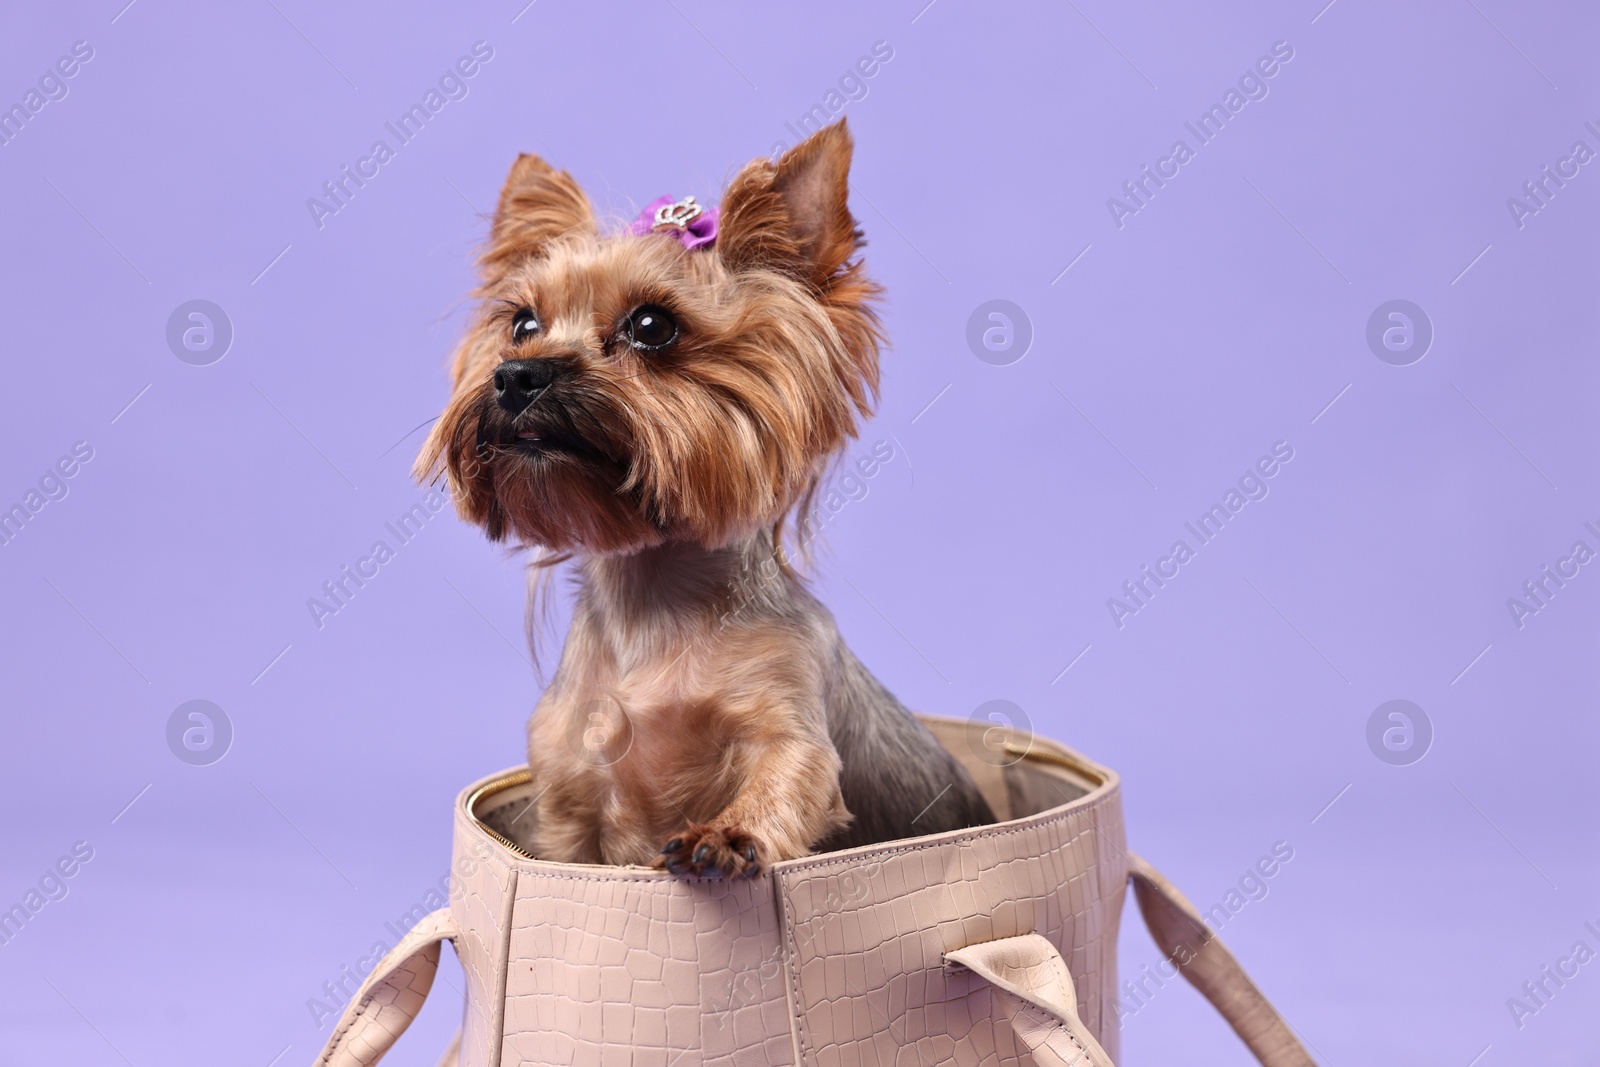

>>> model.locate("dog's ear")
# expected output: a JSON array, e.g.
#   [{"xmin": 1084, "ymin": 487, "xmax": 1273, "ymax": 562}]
[
  {"xmin": 718, "ymin": 121, "xmax": 861, "ymax": 288},
  {"xmin": 479, "ymin": 153, "xmax": 596, "ymax": 282}
]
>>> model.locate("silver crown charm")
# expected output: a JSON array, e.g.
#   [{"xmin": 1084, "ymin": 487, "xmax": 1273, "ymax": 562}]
[{"xmin": 653, "ymin": 195, "xmax": 704, "ymax": 231}]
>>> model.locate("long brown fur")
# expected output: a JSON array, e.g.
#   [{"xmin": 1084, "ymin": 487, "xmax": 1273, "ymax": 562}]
[{"xmin": 417, "ymin": 121, "xmax": 994, "ymax": 877}]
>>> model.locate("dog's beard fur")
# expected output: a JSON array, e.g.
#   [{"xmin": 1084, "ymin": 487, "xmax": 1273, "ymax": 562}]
[
  {"xmin": 414, "ymin": 122, "xmax": 995, "ymax": 876},
  {"xmin": 435, "ymin": 365, "xmax": 647, "ymax": 553}
]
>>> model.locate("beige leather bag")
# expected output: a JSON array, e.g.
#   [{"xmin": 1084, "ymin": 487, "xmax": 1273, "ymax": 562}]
[{"xmin": 313, "ymin": 717, "xmax": 1314, "ymax": 1067}]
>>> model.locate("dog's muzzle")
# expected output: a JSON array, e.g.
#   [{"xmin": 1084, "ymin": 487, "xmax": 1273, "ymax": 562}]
[{"xmin": 493, "ymin": 359, "xmax": 557, "ymax": 416}]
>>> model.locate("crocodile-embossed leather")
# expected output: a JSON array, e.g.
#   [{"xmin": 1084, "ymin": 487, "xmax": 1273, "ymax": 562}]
[
  {"xmin": 774, "ymin": 774, "xmax": 1125, "ymax": 1067},
  {"xmin": 314, "ymin": 907, "xmax": 456, "ymax": 1067},
  {"xmin": 946, "ymin": 934, "xmax": 1113, "ymax": 1067},
  {"xmin": 501, "ymin": 865, "xmax": 790, "ymax": 1065},
  {"xmin": 450, "ymin": 805, "xmax": 518, "ymax": 1067},
  {"xmin": 311, "ymin": 719, "xmax": 1313, "ymax": 1067},
  {"xmin": 1128, "ymin": 854, "xmax": 1314, "ymax": 1067}
]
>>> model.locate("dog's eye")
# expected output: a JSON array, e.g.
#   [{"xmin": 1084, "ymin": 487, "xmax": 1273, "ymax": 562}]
[
  {"xmin": 624, "ymin": 305, "xmax": 677, "ymax": 351},
  {"xmin": 511, "ymin": 308, "xmax": 540, "ymax": 343}
]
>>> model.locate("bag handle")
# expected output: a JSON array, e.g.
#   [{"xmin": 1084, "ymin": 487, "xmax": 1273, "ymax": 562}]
[
  {"xmin": 947, "ymin": 853, "xmax": 1315, "ymax": 1067},
  {"xmin": 946, "ymin": 934, "xmax": 1115, "ymax": 1067},
  {"xmin": 1126, "ymin": 853, "xmax": 1314, "ymax": 1066},
  {"xmin": 312, "ymin": 907, "xmax": 457, "ymax": 1067}
]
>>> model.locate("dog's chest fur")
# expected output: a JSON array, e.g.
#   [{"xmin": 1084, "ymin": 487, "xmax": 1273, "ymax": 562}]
[
  {"xmin": 526, "ymin": 534, "xmax": 995, "ymax": 867},
  {"xmin": 528, "ymin": 538, "xmax": 838, "ymax": 864}
]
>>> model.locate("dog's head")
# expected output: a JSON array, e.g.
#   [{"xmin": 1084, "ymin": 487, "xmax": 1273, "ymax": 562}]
[{"xmin": 416, "ymin": 122, "xmax": 882, "ymax": 555}]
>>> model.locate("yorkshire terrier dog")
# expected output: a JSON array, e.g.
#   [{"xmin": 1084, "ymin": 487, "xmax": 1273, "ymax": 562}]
[{"xmin": 417, "ymin": 121, "xmax": 994, "ymax": 878}]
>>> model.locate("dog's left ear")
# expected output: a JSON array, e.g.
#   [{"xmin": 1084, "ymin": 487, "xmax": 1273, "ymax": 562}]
[
  {"xmin": 719, "ymin": 121, "xmax": 861, "ymax": 288},
  {"xmin": 479, "ymin": 152, "xmax": 596, "ymax": 283}
]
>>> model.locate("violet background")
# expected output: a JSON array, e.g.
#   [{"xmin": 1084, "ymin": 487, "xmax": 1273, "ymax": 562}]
[{"xmin": 2, "ymin": 0, "xmax": 1597, "ymax": 1063}]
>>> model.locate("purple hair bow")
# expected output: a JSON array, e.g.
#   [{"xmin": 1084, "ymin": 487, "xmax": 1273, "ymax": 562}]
[{"xmin": 628, "ymin": 195, "xmax": 718, "ymax": 250}]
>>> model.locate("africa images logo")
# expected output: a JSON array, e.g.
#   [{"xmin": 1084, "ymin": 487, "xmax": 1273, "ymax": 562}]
[
  {"xmin": 1106, "ymin": 441, "xmax": 1295, "ymax": 629},
  {"xmin": 306, "ymin": 42, "xmax": 495, "ymax": 230},
  {"xmin": 1105, "ymin": 40, "xmax": 1295, "ymax": 229}
]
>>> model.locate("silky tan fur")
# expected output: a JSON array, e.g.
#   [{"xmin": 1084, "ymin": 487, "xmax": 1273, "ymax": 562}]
[{"xmin": 417, "ymin": 122, "xmax": 993, "ymax": 877}]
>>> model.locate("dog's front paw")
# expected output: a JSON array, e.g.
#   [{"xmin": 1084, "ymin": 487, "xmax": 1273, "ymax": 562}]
[{"xmin": 653, "ymin": 824, "xmax": 766, "ymax": 879}]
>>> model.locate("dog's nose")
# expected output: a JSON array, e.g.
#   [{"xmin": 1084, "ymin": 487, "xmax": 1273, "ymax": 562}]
[{"xmin": 493, "ymin": 359, "xmax": 556, "ymax": 415}]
